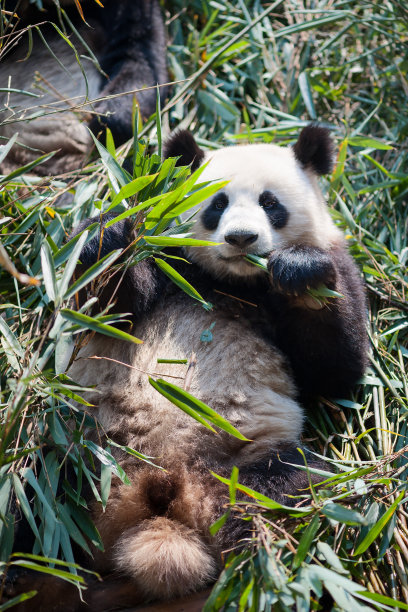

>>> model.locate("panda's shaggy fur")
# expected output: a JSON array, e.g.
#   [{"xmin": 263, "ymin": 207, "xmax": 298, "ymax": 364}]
[
  {"xmin": 5, "ymin": 127, "xmax": 368, "ymax": 611},
  {"xmin": 50, "ymin": 126, "xmax": 367, "ymax": 609},
  {"xmin": 0, "ymin": 1, "xmax": 167, "ymax": 175}
]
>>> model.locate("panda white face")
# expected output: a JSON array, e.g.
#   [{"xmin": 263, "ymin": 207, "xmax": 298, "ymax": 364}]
[{"xmin": 183, "ymin": 143, "xmax": 340, "ymax": 280}]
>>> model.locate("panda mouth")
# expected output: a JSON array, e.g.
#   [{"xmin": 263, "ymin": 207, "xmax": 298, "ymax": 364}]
[
  {"xmin": 218, "ymin": 252, "xmax": 268, "ymax": 263},
  {"xmin": 218, "ymin": 254, "xmax": 248, "ymax": 262}
]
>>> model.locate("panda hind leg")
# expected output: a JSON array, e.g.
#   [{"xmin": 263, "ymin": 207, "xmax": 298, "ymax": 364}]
[
  {"xmin": 238, "ymin": 447, "xmax": 328, "ymax": 506},
  {"xmin": 93, "ymin": 466, "xmax": 221, "ymax": 602}
]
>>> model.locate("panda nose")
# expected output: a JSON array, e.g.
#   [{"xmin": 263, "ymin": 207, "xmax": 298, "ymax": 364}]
[{"xmin": 224, "ymin": 231, "xmax": 258, "ymax": 248}]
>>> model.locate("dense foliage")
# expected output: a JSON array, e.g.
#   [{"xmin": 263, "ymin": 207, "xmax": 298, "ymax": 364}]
[{"xmin": 0, "ymin": 0, "xmax": 407, "ymax": 610}]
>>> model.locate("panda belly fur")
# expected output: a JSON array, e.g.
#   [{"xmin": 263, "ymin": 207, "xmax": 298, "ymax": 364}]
[
  {"xmin": 70, "ymin": 291, "xmax": 302, "ymax": 463},
  {"xmin": 68, "ymin": 291, "xmax": 303, "ymax": 599}
]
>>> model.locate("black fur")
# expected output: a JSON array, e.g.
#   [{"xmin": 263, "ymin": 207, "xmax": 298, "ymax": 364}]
[
  {"xmin": 293, "ymin": 125, "xmax": 334, "ymax": 175},
  {"xmin": 202, "ymin": 193, "xmax": 229, "ymax": 230},
  {"xmin": 237, "ymin": 447, "xmax": 326, "ymax": 504},
  {"xmin": 267, "ymin": 245, "xmax": 336, "ymax": 295},
  {"xmin": 69, "ymin": 215, "xmax": 166, "ymax": 319},
  {"xmin": 270, "ymin": 245, "xmax": 368, "ymax": 398},
  {"xmin": 3, "ymin": 0, "xmax": 168, "ymax": 146},
  {"xmin": 259, "ymin": 191, "xmax": 289, "ymax": 230},
  {"xmin": 87, "ymin": 0, "xmax": 168, "ymax": 141},
  {"xmin": 163, "ymin": 130, "xmax": 205, "ymax": 171}
]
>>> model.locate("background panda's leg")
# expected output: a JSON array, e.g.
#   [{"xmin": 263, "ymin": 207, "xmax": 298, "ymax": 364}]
[
  {"xmin": 269, "ymin": 244, "xmax": 368, "ymax": 398},
  {"xmin": 70, "ymin": 215, "xmax": 167, "ymax": 318},
  {"xmin": 89, "ymin": 0, "xmax": 168, "ymax": 143}
]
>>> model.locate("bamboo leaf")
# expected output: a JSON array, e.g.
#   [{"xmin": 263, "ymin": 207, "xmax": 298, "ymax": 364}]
[
  {"xmin": 353, "ymin": 492, "xmax": 405, "ymax": 556},
  {"xmin": 149, "ymin": 378, "xmax": 249, "ymax": 440},
  {"xmin": 154, "ymin": 258, "xmax": 212, "ymax": 309},
  {"xmin": 60, "ymin": 309, "xmax": 143, "ymax": 344}
]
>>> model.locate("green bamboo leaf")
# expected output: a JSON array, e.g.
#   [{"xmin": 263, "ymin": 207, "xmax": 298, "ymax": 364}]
[
  {"xmin": 12, "ymin": 474, "xmax": 41, "ymax": 543},
  {"xmin": 322, "ymin": 502, "xmax": 367, "ymax": 525},
  {"xmin": 211, "ymin": 472, "xmax": 312, "ymax": 514},
  {"xmin": 22, "ymin": 468, "xmax": 58, "ymax": 524},
  {"xmin": 209, "ymin": 511, "xmax": 229, "ymax": 536},
  {"xmin": 149, "ymin": 378, "xmax": 249, "ymax": 440},
  {"xmin": 10, "ymin": 552, "xmax": 92, "ymax": 570},
  {"xmin": 89, "ymin": 131, "xmax": 129, "ymax": 187},
  {"xmin": 298, "ymin": 71, "xmax": 316, "ymax": 120},
  {"xmin": 355, "ymin": 591, "xmax": 408, "ymax": 610},
  {"xmin": 154, "ymin": 258, "xmax": 212, "ymax": 309},
  {"xmin": 107, "ymin": 438, "xmax": 164, "ymax": 469},
  {"xmin": 293, "ymin": 514, "xmax": 320, "ymax": 569},
  {"xmin": 56, "ymin": 503, "xmax": 91, "ymax": 555},
  {"xmin": 307, "ymin": 285, "xmax": 344, "ymax": 299},
  {"xmin": 353, "ymin": 492, "xmax": 404, "ymax": 556},
  {"xmin": 58, "ymin": 230, "xmax": 89, "ymax": 298},
  {"xmin": 0, "ymin": 591, "xmax": 37, "ymax": 611},
  {"xmin": 0, "ymin": 316, "xmax": 24, "ymax": 358},
  {"xmin": 157, "ymin": 358, "xmax": 188, "ymax": 364},
  {"xmin": 202, "ymin": 555, "xmax": 245, "ymax": 612},
  {"xmin": 41, "ymin": 241, "xmax": 58, "ymax": 303},
  {"xmin": 348, "ymin": 136, "xmax": 393, "ymax": 150},
  {"xmin": 316, "ymin": 541, "xmax": 348, "ymax": 574},
  {"xmin": 245, "ymin": 254, "xmax": 268, "ymax": 270},
  {"xmin": 82, "ymin": 440, "xmax": 130, "ymax": 485},
  {"xmin": 0, "ymin": 133, "xmax": 18, "ymax": 165},
  {"xmin": 169, "ymin": 181, "xmax": 229, "ymax": 218},
  {"xmin": 100, "ymin": 462, "xmax": 112, "ymax": 510},
  {"xmin": 144, "ymin": 236, "xmax": 220, "ymax": 247},
  {"xmin": 107, "ymin": 174, "xmax": 158, "ymax": 209},
  {"xmin": 60, "ymin": 309, "xmax": 143, "ymax": 344},
  {"xmin": 11, "ymin": 560, "xmax": 85, "ymax": 584},
  {"xmin": 149, "ymin": 378, "xmax": 216, "ymax": 433},
  {"xmin": 0, "ymin": 151, "xmax": 56, "ymax": 184},
  {"xmin": 239, "ymin": 577, "xmax": 255, "ymax": 610},
  {"xmin": 63, "ymin": 249, "xmax": 122, "ymax": 300}
]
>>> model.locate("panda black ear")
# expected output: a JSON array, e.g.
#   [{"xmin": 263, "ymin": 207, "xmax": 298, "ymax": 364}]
[
  {"xmin": 293, "ymin": 124, "xmax": 334, "ymax": 175},
  {"xmin": 163, "ymin": 130, "xmax": 205, "ymax": 171}
]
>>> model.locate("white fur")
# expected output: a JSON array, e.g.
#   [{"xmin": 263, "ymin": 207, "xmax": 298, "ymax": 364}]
[
  {"xmin": 69, "ymin": 294, "xmax": 301, "ymax": 464},
  {"xmin": 183, "ymin": 144, "xmax": 342, "ymax": 279},
  {"xmin": 114, "ymin": 518, "xmax": 216, "ymax": 599}
]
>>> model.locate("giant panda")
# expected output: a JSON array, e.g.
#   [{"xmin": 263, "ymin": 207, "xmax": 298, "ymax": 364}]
[
  {"xmin": 5, "ymin": 126, "xmax": 368, "ymax": 611},
  {"xmin": 0, "ymin": 1, "xmax": 167, "ymax": 175}
]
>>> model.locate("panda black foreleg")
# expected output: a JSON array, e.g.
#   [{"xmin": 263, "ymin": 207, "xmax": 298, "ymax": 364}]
[
  {"xmin": 70, "ymin": 215, "xmax": 167, "ymax": 319},
  {"xmin": 268, "ymin": 244, "xmax": 368, "ymax": 398}
]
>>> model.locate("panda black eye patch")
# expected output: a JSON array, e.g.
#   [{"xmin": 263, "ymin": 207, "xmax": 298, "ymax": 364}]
[
  {"xmin": 202, "ymin": 193, "xmax": 229, "ymax": 230},
  {"xmin": 259, "ymin": 190, "xmax": 289, "ymax": 229}
]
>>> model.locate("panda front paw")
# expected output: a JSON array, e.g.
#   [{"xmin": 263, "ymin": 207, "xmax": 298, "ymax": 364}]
[{"xmin": 267, "ymin": 245, "xmax": 336, "ymax": 295}]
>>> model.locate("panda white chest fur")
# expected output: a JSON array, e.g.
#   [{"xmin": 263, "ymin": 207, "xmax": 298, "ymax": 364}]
[
  {"xmin": 63, "ymin": 126, "xmax": 368, "ymax": 607},
  {"xmin": 68, "ymin": 286, "xmax": 301, "ymax": 467}
]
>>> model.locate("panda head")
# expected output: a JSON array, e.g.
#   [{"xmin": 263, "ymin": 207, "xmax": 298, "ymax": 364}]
[{"xmin": 164, "ymin": 126, "xmax": 341, "ymax": 280}]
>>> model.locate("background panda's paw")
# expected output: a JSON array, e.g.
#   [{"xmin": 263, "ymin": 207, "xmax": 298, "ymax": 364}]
[{"xmin": 267, "ymin": 245, "xmax": 336, "ymax": 295}]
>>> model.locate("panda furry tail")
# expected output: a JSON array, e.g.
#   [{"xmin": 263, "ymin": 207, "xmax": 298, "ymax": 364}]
[{"xmin": 113, "ymin": 517, "xmax": 216, "ymax": 599}]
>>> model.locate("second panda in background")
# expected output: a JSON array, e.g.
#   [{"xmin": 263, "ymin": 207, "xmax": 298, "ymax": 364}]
[
  {"xmin": 59, "ymin": 125, "xmax": 368, "ymax": 610},
  {"xmin": 0, "ymin": 0, "xmax": 168, "ymax": 175}
]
